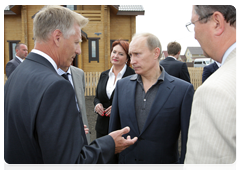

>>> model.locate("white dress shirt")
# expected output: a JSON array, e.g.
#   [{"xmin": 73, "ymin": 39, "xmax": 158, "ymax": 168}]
[
  {"xmin": 15, "ymin": 55, "xmax": 24, "ymax": 62},
  {"xmin": 106, "ymin": 65, "xmax": 127, "ymax": 99}
]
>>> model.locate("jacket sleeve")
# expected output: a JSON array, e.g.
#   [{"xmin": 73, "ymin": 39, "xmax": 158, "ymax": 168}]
[
  {"xmin": 180, "ymin": 83, "xmax": 194, "ymax": 163},
  {"xmin": 37, "ymin": 80, "xmax": 115, "ymax": 163}
]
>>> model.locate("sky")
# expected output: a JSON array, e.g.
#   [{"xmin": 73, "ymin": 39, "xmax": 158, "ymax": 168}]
[{"xmin": 136, "ymin": 4, "xmax": 200, "ymax": 55}]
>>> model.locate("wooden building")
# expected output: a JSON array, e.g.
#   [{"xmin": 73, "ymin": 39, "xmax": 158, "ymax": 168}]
[
  {"xmin": 4, "ymin": 5, "xmax": 144, "ymax": 73},
  {"xmin": 184, "ymin": 47, "xmax": 206, "ymax": 62}
]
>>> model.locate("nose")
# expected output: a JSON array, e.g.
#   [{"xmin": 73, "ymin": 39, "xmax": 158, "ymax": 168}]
[
  {"xmin": 76, "ymin": 44, "xmax": 81, "ymax": 55},
  {"xmin": 130, "ymin": 56, "xmax": 135, "ymax": 65}
]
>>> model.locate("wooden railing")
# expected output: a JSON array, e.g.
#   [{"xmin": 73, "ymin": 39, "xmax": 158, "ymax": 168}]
[
  {"xmin": 4, "ymin": 68, "xmax": 203, "ymax": 96},
  {"xmin": 84, "ymin": 72, "xmax": 101, "ymax": 96},
  {"xmin": 188, "ymin": 67, "xmax": 203, "ymax": 90}
]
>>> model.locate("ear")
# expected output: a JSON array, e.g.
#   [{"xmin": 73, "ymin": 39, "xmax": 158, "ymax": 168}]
[
  {"xmin": 212, "ymin": 11, "xmax": 225, "ymax": 36},
  {"xmin": 52, "ymin": 29, "xmax": 62, "ymax": 47},
  {"xmin": 153, "ymin": 47, "xmax": 161, "ymax": 60}
]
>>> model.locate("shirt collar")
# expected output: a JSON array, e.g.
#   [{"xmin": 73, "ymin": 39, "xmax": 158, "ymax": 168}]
[
  {"xmin": 168, "ymin": 56, "xmax": 177, "ymax": 60},
  {"xmin": 108, "ymin": 64, "xmax": 127, "ymax": 77},
  {"xmin": 15, "ymin": 55, "xmax": 24, "ymax": 62},
  {"xmin": 221, "ymin": 42, "xmax": 236, "ymax": 65},
  {"xmin": 57, "ymin": 67, "xmax": 71, "ymax": 75},
  {"xmin": 31, "ymin": 49, "xmax": 58, "ymax": 72}
]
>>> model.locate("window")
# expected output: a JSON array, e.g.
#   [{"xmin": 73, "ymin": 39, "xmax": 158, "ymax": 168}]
[
  {"xmin": 63, "ymin": 5, "xmax": 76, "ymax": 10},
  {"xmin": 7, "ymin": 40, "xmax": 20, "ymax": 60},
  {"xmin": 89, "ymin": 38, "xmax": 100, "ymax": 62}
]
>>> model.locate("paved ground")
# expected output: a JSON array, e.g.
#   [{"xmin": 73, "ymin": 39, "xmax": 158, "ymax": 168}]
[{"xmin": 85, "ymin": 96, "xmax": 97, "ymax": 142}]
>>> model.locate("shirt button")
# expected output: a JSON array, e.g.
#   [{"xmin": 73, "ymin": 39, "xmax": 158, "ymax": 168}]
[{"xmin": 143, "ymin": 99, "xmax": 146, "ymax": 101}]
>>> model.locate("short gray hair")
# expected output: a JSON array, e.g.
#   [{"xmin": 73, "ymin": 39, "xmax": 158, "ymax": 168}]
[
  {"xmin": 194, "ymin": 5, "xmax": 236, "ymax": 27},
  {"xmin": 132, "ymin": 33, "xmax": 162, "ymax": 59},
  {"xmin": 33, "ymin": 5, "xmax": 89, "ymax": 42}
]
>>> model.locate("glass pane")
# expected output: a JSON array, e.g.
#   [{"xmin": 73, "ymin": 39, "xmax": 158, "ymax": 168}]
[
  {"xmin": 66, "ymin": 5, "xmax": 74, "ymax": 10},
  {"xmin": 91, "ymin": 41, "xmax": 96, "ymax": 58},
  {"xmin": 12, "ymin": 43, "xmax": 17, "ymax": 58}
]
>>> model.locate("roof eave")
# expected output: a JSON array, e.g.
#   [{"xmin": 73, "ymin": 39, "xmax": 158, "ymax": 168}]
[{"xmin": 117, "ymin": 11, "xmax": 145, "ymax": 16}]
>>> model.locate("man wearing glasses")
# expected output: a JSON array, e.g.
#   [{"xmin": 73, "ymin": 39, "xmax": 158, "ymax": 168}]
[{"xmin": 185, "ymin": 5, "xmax": 236, "ymax": 164}]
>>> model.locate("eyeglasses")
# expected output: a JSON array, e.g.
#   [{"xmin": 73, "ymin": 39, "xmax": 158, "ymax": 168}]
[{"xmin": 186, "ymin": 13, "xmax": 213, "ymax": 32}]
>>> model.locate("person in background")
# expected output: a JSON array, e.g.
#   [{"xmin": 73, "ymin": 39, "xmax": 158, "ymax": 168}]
[
  {"xmin": 6, "ymin": 43, "xmax": 28, "ymax": 78},
  {"xmin": 109, "ymin": 33, "xmax": 194, "ymax": 164},
  {"xmin": 4, "ymin": 5, "xmax": 137, "ymax": 164},
  {"xmin": 160, "ymin": 41, "xmax": 190, "ymax": 83},
  {"xmin": 185, "ymin": 5, "xmax": 236, "ymax": 164},
  {"xmin": 58, "ymin": 65, "xmax": 91, "ymax": 144},
  {"xmin": 202, "ymin": 61, "xmax": 220, "ymax": 83},
  {"xmin": 94, "ymin": 40, "xmax": 135, "ymax": 139}
]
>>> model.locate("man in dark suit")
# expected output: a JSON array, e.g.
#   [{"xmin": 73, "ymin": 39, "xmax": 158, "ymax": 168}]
[
  {"xmin": 4, "ymin": 5, "xmax": 137, "ymax": 164},
  {"xmin": 109, "ymin": 33, "xmax": 194, "ymax": 164},
  {"xmin": 5, "ymin": 43, "xmax": 28, "ymax": 78},
  {"xmin": 202, "ymin": 61, "xmax": 219, "ymax": 83},
  {"xmin": 160, "ymin": 42, "xmax": 190, "ymax": 83}
]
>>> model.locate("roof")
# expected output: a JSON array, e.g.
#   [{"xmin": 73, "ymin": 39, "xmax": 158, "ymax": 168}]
[
  {"xmin": 112, "ymin": 5, "xmax": 145, "ymax": 15},
  {"xmin": 180, "ymin": 55, "xmax": 186, "ymax": 62},
  {"xmin": 119, "ymin": 5, "xmax": 144, "ymax": 11},
  {"xmin": 187, "ymin": 47, "xmax": 204, "ymax": 55},
  {"xmin": 5, "ymin": 6, "xmax": 10, "ymax": 10}
]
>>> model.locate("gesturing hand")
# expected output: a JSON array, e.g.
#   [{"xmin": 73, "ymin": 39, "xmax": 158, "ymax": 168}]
[{"xmin": 109, "ymin": 126, "xmax": 138, "ymax": 154}]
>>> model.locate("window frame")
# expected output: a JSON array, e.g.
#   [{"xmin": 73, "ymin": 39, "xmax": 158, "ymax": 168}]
[
  {"xmin": 88, "ymin": 38, "xmax": 100, "ymax": 63},
  {"xmin": 7, "ymin": 40, "xmax": 20, "ymax": 60}
]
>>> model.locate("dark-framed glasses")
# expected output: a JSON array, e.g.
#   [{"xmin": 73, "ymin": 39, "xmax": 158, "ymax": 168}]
[{"xmin": 186, "ymin": 13, "xmax": 213, "ymax": 32}]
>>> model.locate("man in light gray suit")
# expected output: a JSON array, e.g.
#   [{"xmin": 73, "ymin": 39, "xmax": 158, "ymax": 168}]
[
  {"xmin": 185, "ymin": 5, "xmax": 236, "ymax": 164},
  {"xmin": 58, "ymin": 65, "xmax": 91, "ymax": 144}
]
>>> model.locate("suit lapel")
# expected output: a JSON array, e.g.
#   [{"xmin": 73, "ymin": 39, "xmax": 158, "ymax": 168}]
[
  {"xmin": 126, "ymin": 76, "xmax": 140, "ymax": 135},
  {"xmin": 140, "ymin": 73, "xmax": 175, "ymax": 135},
  {"xmin": 14, "ymin": 57, "xmax": 21, "ymax": 64}
]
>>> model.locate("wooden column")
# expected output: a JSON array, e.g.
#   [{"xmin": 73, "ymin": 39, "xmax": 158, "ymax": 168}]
[
  {"xmin": 21, "ymin": 5, "xmax": 28, "ymax": 46},
  {"xmin": 102, "ymin": 5, "xmax": 111, "ymax": 70},
  {"xmin": 130, "ymin": 16, "xmax": 136, "ymax": 41}
]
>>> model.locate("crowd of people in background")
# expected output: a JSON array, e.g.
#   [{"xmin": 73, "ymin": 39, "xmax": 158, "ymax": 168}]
[{"xmin": 4, "ymin": 5, "xmax": 236, "ymax": 164}]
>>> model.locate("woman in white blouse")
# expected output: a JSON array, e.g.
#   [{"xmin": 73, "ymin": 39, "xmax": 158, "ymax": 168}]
[{"xmin": 94, "ymin": 40, "xmax": 135, "ymax": 138}]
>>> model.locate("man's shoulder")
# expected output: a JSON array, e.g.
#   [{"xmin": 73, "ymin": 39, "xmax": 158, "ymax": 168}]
[
  {"xmin": 6, "ymin": 58, "xmax": 18, "ymax": 65},
  {"xmin": 70, "ymin": 65, "xmax": 84, "ymax": 75}
]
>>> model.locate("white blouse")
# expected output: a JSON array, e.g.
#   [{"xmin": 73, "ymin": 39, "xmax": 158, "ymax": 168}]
[{"xmin": 106, "ymin": 65, "xmax": 127, "ymax": 99}]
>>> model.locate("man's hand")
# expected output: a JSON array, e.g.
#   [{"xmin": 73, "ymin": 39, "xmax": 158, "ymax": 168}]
[
  {"xmin": 84, "ymin": 125, "xmax": 89, "ymax": 135},
  {"xmin": 109, "ymin": 126, "xmax": 138, "ymax": 154}
]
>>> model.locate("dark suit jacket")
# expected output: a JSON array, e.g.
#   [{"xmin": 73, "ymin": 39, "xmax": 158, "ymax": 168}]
[
  {"xmin": 94, "ymin": 66, "xmax": 135, "ymax": 136},
  {"xmin": 5, "ymin": 57, "xmax": 21, "ymax": 78},
  {"xmin": 109, "ymin": 71, "xmax": 194, "ymax": 164},
  {"xmin": 202, "ymin": 62, "xmax": 219, "ymax": 83},
  {"xmin": 160, "ymin": 57, "xmax": 191, "ymax": 83},
  {"xmin": 4, "ymin": 52, "xmax": 115, "ymax": 164}
]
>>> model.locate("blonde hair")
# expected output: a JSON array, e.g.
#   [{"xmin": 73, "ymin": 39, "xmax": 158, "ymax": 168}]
[
  {"xmin": 33, "ymin": 5, "xmax": 89, "ymax": 42},
  {"xmin": 132, "ymin": 33, "xmax": 162, "ymax": 59}
]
